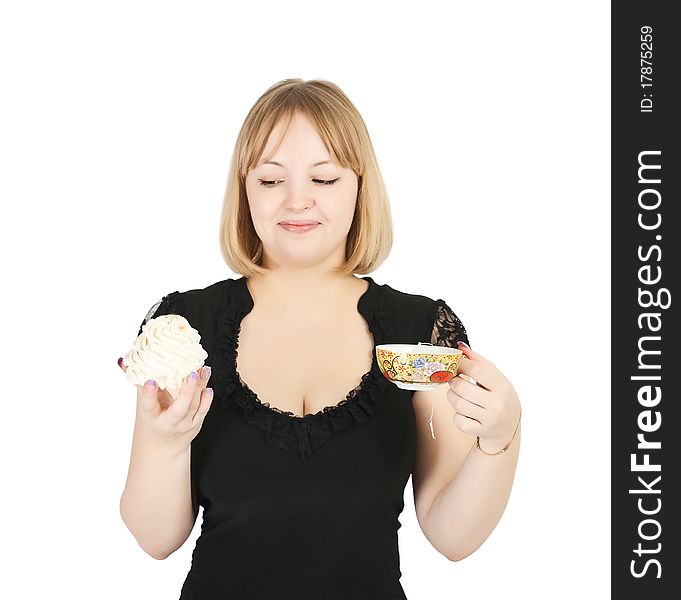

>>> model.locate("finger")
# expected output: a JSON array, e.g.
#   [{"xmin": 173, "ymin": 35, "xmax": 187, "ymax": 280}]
[
  {"xmin": 452, "ymin": 411, "xmax": 483, "ymax": 436},
  {"xmin": 198, "ymin": 365, "xmax": 212, "ymax": 390},
  {"xmin": 139, "ymin": 379, "xmax": 161, "ymax": 417},
  {"xmin": 118, "ymin": 357, "xmax": 127, "ymax": 372},
  {"xmin": 449, "ymin": 374, "xmax": 490, "ymax": 408},
  {"xmin": 187, "ymin": 367, "xmax": 211, "ymax": 418},
  {"xmin": 169, "ymin": 371, "xmax": 200, "ymax": 422},
  {"xmin": 447, "ymin": 388, "xmax": 485, "ymax": 422},
  {"xmin": 192, "ymin": 387, "xmax": 214, "ymax": 428},
  {"xmin": 456, "ymin": 341, "xmax": 483, "ymax": 361},
  {"xmin": 455, "ymin": 344, "xmax": 503, "ymax": 391},
  {"xmin": 458, "ymin": 373, "xmax": 483, "ymax": 390}
]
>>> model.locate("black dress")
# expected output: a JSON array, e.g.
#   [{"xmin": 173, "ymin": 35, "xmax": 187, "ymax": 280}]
[{"xmin": 135, "ymin": 275, "xmax": 470, "ymax": 600}]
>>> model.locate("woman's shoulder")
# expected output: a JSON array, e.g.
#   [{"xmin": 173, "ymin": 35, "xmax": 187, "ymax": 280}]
[
  {"xmin": 137, "ymin": 277, "xmax": 237, "ymax": 336},
  {"xmin": 175, "ymin": 277, "xmax": 232, "ymax": 306},
  {"xmin": 372, "ymin": 277, "xmax": 452, "ymax": 325},
  {"xmin": 376, "ymin": 278, "xmax": 442, "ymax": 311},
  {"xmin": 372, "ymin": 277, "xmax": 471, "ymax": 348}
]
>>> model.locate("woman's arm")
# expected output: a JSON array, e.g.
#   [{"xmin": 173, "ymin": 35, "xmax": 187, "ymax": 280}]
[
  {"xmin": 119, "ymin": 412, "xmax": 198, "ymax": 560},
  {"xmin": 423, "ymin": 423, "xmax": 521, "ymax": 560},
  {"xmin": 412, "ymin": 341, "xmax": 522, "ymax": 561}
]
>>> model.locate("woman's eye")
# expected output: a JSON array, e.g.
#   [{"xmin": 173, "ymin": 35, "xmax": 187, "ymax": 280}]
[{"xmin": 258, "ymin": 178, "xmax": 340, "ymax": 187}]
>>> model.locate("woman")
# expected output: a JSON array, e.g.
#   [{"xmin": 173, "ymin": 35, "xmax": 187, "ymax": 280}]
[{"xmin": 119, "ymin": 78, "xmax": 522, "ymax": 599}]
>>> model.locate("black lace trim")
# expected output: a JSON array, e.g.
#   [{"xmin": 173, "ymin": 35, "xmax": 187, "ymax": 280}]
[
  {"xmin": 137, "ymin": 290, "xmax": 182, "ymax": 337},
  {"xmin": 430, "ymin": 298, "xmax": 470, "ymax": 349},
  {"xmin": 212, "ymin": 280, "xmax": 393, "ymax": 462}
]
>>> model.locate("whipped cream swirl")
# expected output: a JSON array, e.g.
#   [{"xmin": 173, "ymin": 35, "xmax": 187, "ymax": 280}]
[{"xmin": 123, "ymin": 314, "xmax": 208, "ymax": 399}]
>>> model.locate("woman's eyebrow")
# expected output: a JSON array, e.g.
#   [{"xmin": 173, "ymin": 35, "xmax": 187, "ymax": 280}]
[{"xmin": 258, "ymin": 159, "xmax": 335, "ymax": 168}]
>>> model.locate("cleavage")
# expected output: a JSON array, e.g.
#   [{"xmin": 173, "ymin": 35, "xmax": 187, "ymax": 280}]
[{"xmin": 235, "ymin": 307, "xmax": 375, "ymax": 418}]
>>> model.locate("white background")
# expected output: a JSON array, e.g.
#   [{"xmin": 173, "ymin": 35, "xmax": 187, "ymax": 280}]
[{"xmin": 1, "ymin": 1, "xmax": 610, "ymax": 598}]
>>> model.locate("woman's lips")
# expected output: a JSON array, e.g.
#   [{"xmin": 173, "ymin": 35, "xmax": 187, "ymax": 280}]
[{"xmin": 279, "ymin": 222, "xmax": 321, "ymax": 233}]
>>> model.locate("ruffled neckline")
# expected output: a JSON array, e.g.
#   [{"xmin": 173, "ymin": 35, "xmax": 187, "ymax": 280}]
[{"xmin": 211, "ymin": 275, "xmax": 394, "ymax": 462}]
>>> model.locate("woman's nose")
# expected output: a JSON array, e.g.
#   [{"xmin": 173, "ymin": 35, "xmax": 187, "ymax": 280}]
[{"xmin": 282, "ymin": 191, "xmax": 314, "ymax": 211}]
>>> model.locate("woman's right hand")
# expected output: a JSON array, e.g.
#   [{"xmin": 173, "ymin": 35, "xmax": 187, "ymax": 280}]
[{"xmin": 119, "ymin": 360, "xmax": 214, "ymax": 451}]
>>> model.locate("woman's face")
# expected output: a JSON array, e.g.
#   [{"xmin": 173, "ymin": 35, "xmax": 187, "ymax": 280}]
[{"xmin": 245, "ymin": 111, "xmax": 359, "ymax": 271}]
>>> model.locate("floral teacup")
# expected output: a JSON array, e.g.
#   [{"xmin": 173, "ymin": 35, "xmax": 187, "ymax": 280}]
[{"xmin": 375, "ymin": 342, "xmax": 465, "ymax": 391}]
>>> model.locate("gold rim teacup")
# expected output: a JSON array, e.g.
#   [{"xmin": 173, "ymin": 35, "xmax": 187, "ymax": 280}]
[{"xmin": 375, "ymin": 341, "xmax": 464, "ymax": 391}]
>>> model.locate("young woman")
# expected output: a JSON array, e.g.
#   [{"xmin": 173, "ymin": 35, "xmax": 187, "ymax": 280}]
[{"xmin": 119, "ymin": 78, "xmax": 522, "ymax": 600}]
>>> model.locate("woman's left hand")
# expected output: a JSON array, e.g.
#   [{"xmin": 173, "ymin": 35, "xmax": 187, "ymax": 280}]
[{"xmin": 447, "ymin": 341, "xmax": 522, "ymax": 453}]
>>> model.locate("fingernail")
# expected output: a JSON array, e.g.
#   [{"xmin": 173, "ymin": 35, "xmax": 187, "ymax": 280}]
[
  {"xmin": 189, "ymin": 371, "xmax": 198, "ymax": 382},
  {"xmin": 201, "ymin": 366, "xmax": 212, "ymax": 379},
  {"xmin": 144, "ymin": 379, "xmax": 156, "ymax": 388},
  {"xmin": 117, "ymin": 357, "xmax": 123, "ymax": 367},
  {"xmin": 457, "ymin": 341, "xmax": 470, "ymax": 349}
]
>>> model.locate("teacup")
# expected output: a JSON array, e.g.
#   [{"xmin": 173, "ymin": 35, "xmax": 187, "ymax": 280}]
[{"xmin": 375, "ymin": 342, "xmax": 465, "ymax": 391}]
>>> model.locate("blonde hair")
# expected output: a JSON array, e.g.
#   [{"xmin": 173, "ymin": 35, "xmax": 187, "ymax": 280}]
[{"xmin": 219, "ymin": 78, "xmax": 393, "ymax": 277}]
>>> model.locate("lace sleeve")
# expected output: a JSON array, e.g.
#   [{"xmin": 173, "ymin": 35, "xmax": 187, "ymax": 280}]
[
  {"xmin": 136, "ymin": 290, "xmax": 181, "ymax": 337},
  {"xmin": 430, "ymin": 298, "xmax": 471, "ymax": 349}
]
